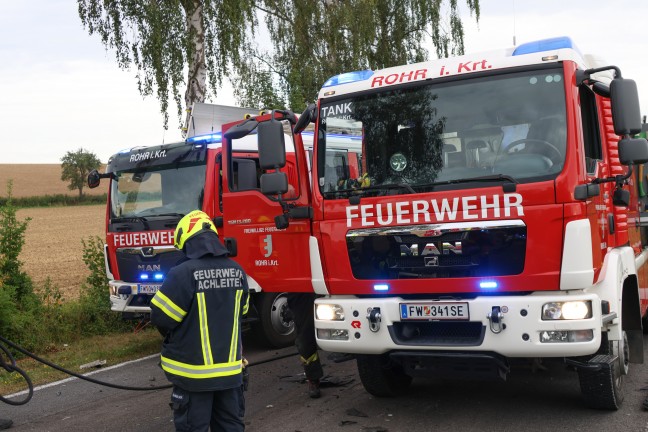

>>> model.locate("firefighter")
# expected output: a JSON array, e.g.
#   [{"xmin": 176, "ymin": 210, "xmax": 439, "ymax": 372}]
[
  {"xmin": 286, "ymin": 292, "xmax": 324, "ymax": 398},
  {"xmin": 337, "ymin": 172, "xmax": 372, "ymax": 190},
  {"xmin": 151, "ymin": 210, "xmax": 249, "ymax": 432}
]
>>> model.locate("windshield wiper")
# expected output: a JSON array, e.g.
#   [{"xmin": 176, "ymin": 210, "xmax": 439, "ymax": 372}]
[
  {"xmin": 331, "ymin": 183, "xmax": 416, "ymax": 197},
  {"xmin": 153, "ymin": 213, "xmax": 185, "ymax": 218},
  {"xmin": 333, "ymin": 183, "xmax": 416, "ymax": 204},
  {"xmin": 418, "ymin": 174, "xmax": 518, "ymax": 191},
  {"xmin": 110, "ymin": 216, "xmax": 150, "ymax": 230}
]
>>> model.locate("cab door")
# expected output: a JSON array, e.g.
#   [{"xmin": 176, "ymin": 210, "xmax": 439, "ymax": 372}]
[{"xmin": 220, "ymin": 117, "xmax": 314, "ymax": 294}]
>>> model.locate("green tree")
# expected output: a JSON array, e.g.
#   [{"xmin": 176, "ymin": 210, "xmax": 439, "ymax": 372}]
[
  {"xmin": 78, "ymin": 0, "xmax": 478, "ymax": 126},
  {"xmin": 60, "ymin": 148, "xmax": 102, "ymax": 198},
  {"xmin": 77, "ymin": 0, "xmax": 256, "ymax": 129},
  {"xmin": 234, "ymin": 0, "xmax": 480, "ymax": 110},
  {"xmin": 0, "ymin": 181, "xmax": 34, "ymax": 306}
]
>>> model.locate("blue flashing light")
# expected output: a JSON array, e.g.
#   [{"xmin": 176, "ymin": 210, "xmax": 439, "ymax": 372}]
[
  {"xmin": 187, "ymin": 132, "xmax": 222, "ymax": 144},
  {"xmin": 512, "ymin": 36, "xmax": 575, "ymax": 56},
  {"xmin": 374, "ymin": 284, "xmax": 390, "ymax": 292},
  {"xmin": 154, "ymin": 273, "xmax": 164, "ymax": 281},
  {"xmin": 322, "ymin": 70, "xmax": 374, "ymax": 88},
  {"xmin": 479, "ymin": 281, "xmax": 498, "ymax": 289},
  {"xmin": 139, "ymin": 273, "xmax": 149, "ymax": 281}
]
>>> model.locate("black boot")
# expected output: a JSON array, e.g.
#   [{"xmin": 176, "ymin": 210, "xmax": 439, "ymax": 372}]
[{"xmin": 308, "ymin": 379, "xmax": 321, "ymax": 399}]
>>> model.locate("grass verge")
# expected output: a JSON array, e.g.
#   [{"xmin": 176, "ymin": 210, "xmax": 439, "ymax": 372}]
[{"xmin": 0, "ymin": 327, "xmax": 163, "ymax": 395}]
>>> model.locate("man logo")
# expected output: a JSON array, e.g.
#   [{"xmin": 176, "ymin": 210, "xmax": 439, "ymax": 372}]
[{"xmin": 400, "ymin": 242, "xmax": 462, "ymax": 256}]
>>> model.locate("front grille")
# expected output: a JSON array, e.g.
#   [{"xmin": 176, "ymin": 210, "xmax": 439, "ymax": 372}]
[
  {"xmin": 116, "ymin": 247, "xmax": 183, "ymax": 282},
  {"xmin": 347, "ymin": 221, "xmax": 526, "ymax": 280},
  {"xmin": 389, "ymin": 321, "xmax": 485, "ymax": 346}
]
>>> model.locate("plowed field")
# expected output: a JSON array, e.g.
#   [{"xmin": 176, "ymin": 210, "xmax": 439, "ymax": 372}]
[
  {"xmin": 0, "ymin": 164, "xmax": 107, "ymax": 299},
  {"xmin": 0, "ymin": 164, "xmax": 108, "ymax": 198},
  {"xmin": 16, "ymin": 205, "xmax": 105, "ymax": 300}
]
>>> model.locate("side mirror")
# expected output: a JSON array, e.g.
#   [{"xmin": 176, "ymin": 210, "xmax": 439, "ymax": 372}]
[
  {"xmin": 618, "ymin": 137, "xmax": 648, "ymax": 165},
  {"xmin": 260, "ymin": 172, "xmax": 288, "ymax": 195},
  {"xmin": 258, "ymin": 118, "xmax": 286, "ymax": 169},
  {"xmin": 613, "ymin": 188, "xmax": 630, "ymax": 207},
  {"xmin": 294, "ymin": 104, "xmax": 316, "ymax": 135},
  {"xmin": 610, "ymin": 78, "xmax": 642, "ymax": 136},
  {"xmin": 88, "ymin": 170, "xmax": 101, "ymax": 189},
  {"xmin": 224, "ymin": 119, "xmax": 258, "ymax": 140}
]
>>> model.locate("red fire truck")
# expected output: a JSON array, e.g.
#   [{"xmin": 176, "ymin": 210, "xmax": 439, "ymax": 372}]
[
  {"xmin": 222, "ymin": 37, "xmax": 648, "ymax": 409},
  {"xmin": 87, "ymin": 104, "xmax": 302, "ymax": 348}
]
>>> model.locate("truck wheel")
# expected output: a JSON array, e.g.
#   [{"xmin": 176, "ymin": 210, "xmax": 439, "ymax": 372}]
[
  {"xmin": 578, "ymin": 331, "xmax": 628, "ymax": 410},
  {"xmin": 356, "ymin": 354, "xmax": 412, "ymax": 397},
  {"xmin": 253, "ymin": 292, "xmax": 296, "ymax": 348}
]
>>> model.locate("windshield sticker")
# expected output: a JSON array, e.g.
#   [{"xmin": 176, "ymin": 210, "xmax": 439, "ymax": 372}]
[
  {"xmin": 113, "ymin": 231, "xmax": 174, "ymax": 247},
  {"xmin": 129, "ymin": 149, "xmax": 167, "ymax": 163},
  {"xmin": 321, "ymin": 102, "xmax": 352, "ymax": 119},
  {"xmin": 345, "ymin": 193, "xmax": 524, "ymax": 228}
]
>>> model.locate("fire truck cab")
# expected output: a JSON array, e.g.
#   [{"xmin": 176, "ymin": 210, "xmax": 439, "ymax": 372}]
[
  {"xmin": 88, "ymin": 104, "xmax": 301, "ymax": 347},
  {"xmin": 240, "ymin": 37, "xmax": 648, "ymax": 409}
]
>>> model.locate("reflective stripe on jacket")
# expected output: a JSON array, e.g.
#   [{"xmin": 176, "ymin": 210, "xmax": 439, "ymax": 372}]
[{"xmin": 150, "ymin": 238, "xmax": 249, "ymax": 392}]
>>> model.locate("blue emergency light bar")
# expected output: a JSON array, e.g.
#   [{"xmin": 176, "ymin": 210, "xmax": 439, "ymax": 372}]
[
  {"xmin": 322, "ymin": 70, "xmax": 374, "ymax": 88},
  {"xmin": 512, "ymin": 36, "xmax": 575, "ymax": 56},
  {"xmin": 187, "ymin": 132, "xmax": 222, "ymax": 144},
  {"xmin": 374, "ymin": 284, "xmax": 390, "ymax": 292}
]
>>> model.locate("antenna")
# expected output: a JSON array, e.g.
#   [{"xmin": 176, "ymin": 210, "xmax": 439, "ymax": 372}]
[{"xmin": 512, "ymin": 0, "xmax": 517, "ymax": 46}]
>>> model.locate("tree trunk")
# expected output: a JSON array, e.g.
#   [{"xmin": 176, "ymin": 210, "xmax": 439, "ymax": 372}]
[{"xmin": 183, "ymin": 0, "xmax": 208, "ymax": 136}]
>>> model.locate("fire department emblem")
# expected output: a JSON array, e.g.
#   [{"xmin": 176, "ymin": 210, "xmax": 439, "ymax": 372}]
[{"xmin": 261, "ymin": 234, "xmax": 273, "ymax": 258}]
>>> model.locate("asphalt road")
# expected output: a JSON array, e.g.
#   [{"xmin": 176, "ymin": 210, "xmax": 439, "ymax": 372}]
[{"xmin": 2, "ymin": 335, "xmax": 648, "ymax": 432}]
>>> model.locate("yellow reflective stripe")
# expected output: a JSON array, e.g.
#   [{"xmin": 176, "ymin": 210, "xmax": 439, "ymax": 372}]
[
  {"xmin": 160, "ymin": 356, "xmax": 242, "ymax": 379},
  {"xmin": 300, "ymin": 352, "xmax": 319, "ymax": 365},
  {"xmin": 229, "ymin": 289, "xmax": 243, "ymax": 362},
  {"xmin": 151, "ymin": 291, "xmax": 186, "ymax": 322},
  {"xmin": 242, "ymin": 292, "xmax": 249, "ymax": 315},
  {"xmin": 197, "ymin": 293, "xmax": 213, "ymax": 365}
]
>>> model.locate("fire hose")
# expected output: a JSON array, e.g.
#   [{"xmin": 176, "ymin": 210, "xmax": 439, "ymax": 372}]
[{"xmin": 0, "ymin": 334, "xmax": 297, "ymax": 406}]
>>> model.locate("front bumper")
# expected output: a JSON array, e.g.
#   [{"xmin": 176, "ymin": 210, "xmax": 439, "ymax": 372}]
[
  {"xmin": 315, "ymin": 292, "xmax": 606, "ymax": 358},
  {"xmin": 108, "ymin": 281, "xmax": 153, "ymax": 314}
]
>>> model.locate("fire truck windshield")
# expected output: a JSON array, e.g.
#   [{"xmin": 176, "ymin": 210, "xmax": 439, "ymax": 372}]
[
  {"xmin": 318, "ymin": 67, "xmax": 567, "ymax": 198},
  {"xmin": 110, "ymin": 162, "xmax": 206, "ymax": 220}
]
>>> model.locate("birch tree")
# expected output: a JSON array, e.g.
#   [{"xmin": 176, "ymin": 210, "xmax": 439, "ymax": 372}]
[
  {"xmin": 77, "ymin": 0, "xmax": 256, "ymax": 129},
  {"xmin": 77, "ymin": 0, "xmax": 478, "ymax": 126}
]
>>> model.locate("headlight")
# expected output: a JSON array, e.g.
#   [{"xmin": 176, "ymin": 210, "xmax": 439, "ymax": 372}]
[
  {"xmin": 316, "ymin": 304, "xmax": 345, "ymax": 321},
  {"xmin": 541, "ymin": 301, "xmax": 591, "ymax": 320}
]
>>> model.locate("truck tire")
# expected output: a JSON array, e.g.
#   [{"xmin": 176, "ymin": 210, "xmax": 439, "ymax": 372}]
[
  {"xmin": 253, "ymin": 292, "xmax": 296, "ymax": 348},
  {"xmin": 356, "ymin": 354, "xmax": 412, "ymax": 397},
  {"xmin": 578, "ymin": 331, "xmax": 628, "ymax": 410}
]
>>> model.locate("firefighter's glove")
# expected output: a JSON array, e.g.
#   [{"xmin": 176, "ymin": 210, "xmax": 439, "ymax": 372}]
[{"xmin": 242, "ymin": 357, "xmax": 249, "ymax": 392}]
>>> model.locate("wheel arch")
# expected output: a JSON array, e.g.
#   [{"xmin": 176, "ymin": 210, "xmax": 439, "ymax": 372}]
[{"xmin": 622, "ymin": 275, "xmax": 644, "ymax": 363}]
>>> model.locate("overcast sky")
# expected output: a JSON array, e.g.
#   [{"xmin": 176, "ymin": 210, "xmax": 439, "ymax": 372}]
[{"xmin": 1, "ymin": 0, "xmax": 647, "ymax": 164}]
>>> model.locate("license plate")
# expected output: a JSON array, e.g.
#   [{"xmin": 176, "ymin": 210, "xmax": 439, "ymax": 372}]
[
  {"xmin": 400, "ymin": 302, "xmax": 469, "ymax": 320},
  {"xmin": 138, "ymin": 284, "xmax": 161, "ymax": 294}
]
